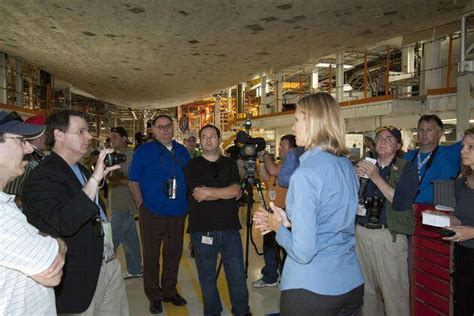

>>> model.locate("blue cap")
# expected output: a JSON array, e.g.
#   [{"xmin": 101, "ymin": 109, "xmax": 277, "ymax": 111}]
[{"xmin": 0, "ymin": 111, "xmax": 45, "ymax": 138}]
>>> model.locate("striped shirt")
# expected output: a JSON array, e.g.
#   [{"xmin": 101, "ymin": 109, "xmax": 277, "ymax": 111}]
[
  {"xmin": 0, "ymin": 192, "xmax": 58, "ymax": 315},
  {"xmin": 4, "ymin": 147, "xmax": 46, "ymax": 195}
]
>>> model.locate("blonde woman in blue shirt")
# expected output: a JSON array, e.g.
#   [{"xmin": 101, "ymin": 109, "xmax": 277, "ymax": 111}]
[{"xmin": 253, "ymin": 92, "xmax": 364, "ymax": 315}]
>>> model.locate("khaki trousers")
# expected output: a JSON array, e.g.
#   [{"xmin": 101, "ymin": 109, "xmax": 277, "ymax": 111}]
[
  {"xmin": 59, "ymin": 259, "xmax": 129, "ymax": 316},
  {"xmin": 355, "ymin": 225, "xmax": 409, "ymax": 316}
]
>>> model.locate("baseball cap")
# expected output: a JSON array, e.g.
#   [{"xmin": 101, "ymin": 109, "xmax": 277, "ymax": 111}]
[
  {"xmin": 0, "ymin": 111, "xmax": 45, "ymax": 138},
  {"xmin": 375, "ymin": 125, "xmax": 402, "ymax": 143},
  {"xmin": 110, "ymin": 126, "xmax": 128, "ymax": 138},
  {"xmin": 25, "ymin": 113, "xmax": 46, "ymax": 125}
]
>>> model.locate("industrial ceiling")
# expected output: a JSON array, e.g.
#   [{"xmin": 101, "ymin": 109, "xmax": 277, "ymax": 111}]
[{"xmin": 0, "ymin": 0, "xmax": 469, "ymax": 108}]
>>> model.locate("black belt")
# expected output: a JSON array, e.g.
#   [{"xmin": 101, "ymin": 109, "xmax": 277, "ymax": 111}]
[{"xmin": 358, "ymin": 223, "xmax": 387, "ymax": 230}]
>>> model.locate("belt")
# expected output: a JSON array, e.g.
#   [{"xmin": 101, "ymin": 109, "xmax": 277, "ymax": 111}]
[{"xmin": 359, "ymin": 223, "xmax": 387, "ymax": 230}]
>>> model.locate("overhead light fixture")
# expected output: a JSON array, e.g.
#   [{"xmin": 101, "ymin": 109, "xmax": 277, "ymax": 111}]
[
  {"xmin": 442, "ymin": 119, "xmax": 474, "ymax": 124},
  {"xmin": 316, "ymin": 63, "xmax": 353, "ymax": 69},
  {"xmin": 343, "ymin": 84, "xmax": 353, "ymax": 92}
]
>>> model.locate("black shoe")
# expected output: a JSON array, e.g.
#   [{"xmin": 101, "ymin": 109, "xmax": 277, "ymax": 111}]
[
  {"xmin": 163, "ymin": 293, "xmax": 187, "ymax": 306},
  {"xmin": 149, "ymin": 301, "xmax": 162, "ymax": 314}
]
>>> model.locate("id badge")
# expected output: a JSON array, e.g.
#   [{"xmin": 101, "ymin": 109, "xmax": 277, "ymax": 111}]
[
  {"xmin": 357, "ymin": 204, "xmax": 367, "ymax": 217},
  {"xmin": 201, "ymin": 235, "xmax": 213, "ymax": 245},
  {"xmin": 102, "ymin": 221, "xmax": 115, "ymax": 262},
  {"xmin": 268, "ymin": 190, "xmax": 276, "ymax": 201}
]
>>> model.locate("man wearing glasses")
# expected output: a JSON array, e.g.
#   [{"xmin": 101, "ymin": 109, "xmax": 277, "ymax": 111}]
[
  {"xmin": 22, "ymin": 110, "xmax": 129, "ymax": 315},
  {"xmin": 184, "ymin": 124, "xmax": 250, "ymax": 316},
  {"xmin": 4, "ymin": 113, "xmax": 47, "ymax": 207},
  {"xmin": 354, "ymin": 126, "xmax": 418, "ymax": 316},
  {"xmin": 0, "ymin": 110, "xmax": 66, "ymax": 315},
  {"xmin": 129, "ymin": 114, "xmax": 190, "ymax": 314}
]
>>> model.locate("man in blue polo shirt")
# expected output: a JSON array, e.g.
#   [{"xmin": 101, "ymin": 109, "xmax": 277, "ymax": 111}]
[
  {"xmin": 404, "ymin": 115, "xmax": 461, "ymax": 204},
  {"xmin": 129, "ymin": 115, "xmax": 190, "ymax": 314}
]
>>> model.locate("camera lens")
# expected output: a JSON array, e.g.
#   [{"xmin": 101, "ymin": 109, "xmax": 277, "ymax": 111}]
[{"xmin": 105, "ymin": 153, "xmax": 126, "ymax": 167}]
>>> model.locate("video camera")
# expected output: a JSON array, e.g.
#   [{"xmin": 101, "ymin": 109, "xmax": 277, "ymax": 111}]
[
  {"xmin": 235, "ymin": 119, "xmax": 266, "ymax": 181},
  {"xmin": 235, "ymin": 122, "xmax": 266, "ymax": 160}
]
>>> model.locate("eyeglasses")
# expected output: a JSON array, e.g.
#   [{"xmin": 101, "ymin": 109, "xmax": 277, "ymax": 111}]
[
  {"xmin": 375, "ymin": 135, "xmax": 397, "ymax": 144},
  {"xmin": 155, "ymin": 123, "xmax": 173, "ymax": 131},
  {"xmin": 2, "ymin": 136, "xmax": 28, "ymax": 145},
  {"xmin": 92, "ymin": 214, "xmax": 104, "ymax": 237},
  {"xmin": 0, "ymin": 111, "xmax": 23, "ymax": 126}
]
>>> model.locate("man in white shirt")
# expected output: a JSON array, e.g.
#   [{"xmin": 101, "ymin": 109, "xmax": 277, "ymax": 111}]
[{"xmin": 0, "ymin": 110, "xmax": 66, "ymax": 315}]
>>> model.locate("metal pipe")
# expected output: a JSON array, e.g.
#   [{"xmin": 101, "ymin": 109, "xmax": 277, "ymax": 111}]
[
  {"xmin": 447, "ymin": 35, "xmax": 453, "ymax": 87},
  {"xmin": 364, "ymin": 53, "xmax": 368, "ymax": 99},
  {"xmin": 385, "ymin": 47, "xmax": 391, "ymax": 96}
]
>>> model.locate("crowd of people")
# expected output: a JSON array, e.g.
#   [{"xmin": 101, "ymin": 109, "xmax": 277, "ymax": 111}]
[{"xmin": 1, "ymin": 91, "xmax": 474, "ymax": 315}]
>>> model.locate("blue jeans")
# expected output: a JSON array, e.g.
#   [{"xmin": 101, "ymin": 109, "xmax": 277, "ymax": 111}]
[
  {"xmin": 191, "ymin": 230, "xmax": 249, "ymax": 316},
  {"xmin": 111, "ymin": 212, "xmax": 143, "ymax": 275},
  {"xmin": 261, "ymin": 232, "xmax": 280, "ymax": 283}
]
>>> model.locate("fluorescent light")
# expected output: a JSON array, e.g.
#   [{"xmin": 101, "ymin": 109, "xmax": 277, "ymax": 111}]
[
  {"xmin": 442, "ymin": 119, "xmax": 474, "ymax": 124},
  {"xmin": 316, "ymin": 63, "xmax": 353, "ymax": 69}
]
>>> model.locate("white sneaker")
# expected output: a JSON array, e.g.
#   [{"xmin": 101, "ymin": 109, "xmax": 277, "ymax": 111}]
[
  {"xmin": 123, "ymin": 271, "xmax": 143, "ymax": 280},
  {"xmin": 252, "ymin": 278, "xmax": 278, "ymax": 288}
]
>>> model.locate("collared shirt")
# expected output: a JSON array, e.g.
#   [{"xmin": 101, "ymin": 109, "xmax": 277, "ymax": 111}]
[
  {"xmin": 276, "ymin": 147, "xmax": 364, "ymax": 295},
  {"xmin": 404, "ymin": 142, "xmax": 461, "ymax": 203},
  {"xmin": 356, "ymin": 159, "xmax": 418, "ymax": 226},
  {"xmin": 278, "ymin": 147, "xmax": 305, "ymax": 188},
  {"xmin": 128, "ymin": 140, "xmax": 190, "ymax": 216},
  {"xmin": 0, "ymin": 192, "xmax": 57, "ymax": 315}
]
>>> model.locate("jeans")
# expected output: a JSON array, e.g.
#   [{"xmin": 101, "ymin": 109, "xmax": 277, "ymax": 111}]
[
  {"xmin": 261, "ymin": 232, "xmax": 280, "ymax": 283},
  {"xmin": 191, "ymin": 230, "xmax": 249, "ymax": 316},
  {"xmin": 111, "ymin": 212, "xmax": 142, "ymax": 275}
]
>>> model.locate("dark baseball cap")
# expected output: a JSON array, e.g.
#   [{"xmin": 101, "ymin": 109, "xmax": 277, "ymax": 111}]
[
  {"xmin": 110, "ymin": 126, "xmax": 128, "ymax": 138},
  {"xmin": 0, "ymin": 110, "xmax": 45, "ymax": 138},
  {"xmin": 375, "ymin": 125, "xmax": 402, "ymax": 143}
]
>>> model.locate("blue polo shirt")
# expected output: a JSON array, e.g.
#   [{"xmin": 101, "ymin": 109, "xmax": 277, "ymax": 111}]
[
  {"xmin": 128, "ymin": 140, "xmax": 190, "ymax": 216},
  {"xmin": 404, "ymin": 142, "xmax": 461, "ymax": 204}
]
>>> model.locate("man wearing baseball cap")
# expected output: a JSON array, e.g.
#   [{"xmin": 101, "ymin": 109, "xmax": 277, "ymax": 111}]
[
  {"xmin": 108, "ymin": 126, "xmax": 143, "ymax": 279},
  {"xmin": 0, "ymin": 110, "xmax": 67, "ymax": 315},
  {"xmin": 354, "ymin": 125, "xmax": 418, "ymax": 316},
  {"xmin": 4, "ymin": 113, "xmax": 47, "ymax": 205}
]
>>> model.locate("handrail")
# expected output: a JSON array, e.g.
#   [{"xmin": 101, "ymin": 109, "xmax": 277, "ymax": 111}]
[
  {"xmin": 0, "ymin": 103, "xmax": 44, "ymax": 115},
  {"xmin": 426, "ymin": 87, "xmax": 457, "ymax": 96}
]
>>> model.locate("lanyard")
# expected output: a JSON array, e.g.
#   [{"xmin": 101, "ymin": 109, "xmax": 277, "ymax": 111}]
[
  {"xmin": 411, "ymin": 146, "xmax": 439, "ymax": 184},
  {"xmin": 417, "ymin": 151, "xmax": 432, "ymax": 176}
]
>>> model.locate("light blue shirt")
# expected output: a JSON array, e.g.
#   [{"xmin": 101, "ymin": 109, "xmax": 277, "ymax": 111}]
[
  {"xmin": 278, "ymin": 147, "xmax": 305, "ymax": 188},
  {"xmin": 276, "ymin": 147, "xmax": 364, "ymax": 295},
  {"xmin": 70, "ymin": 164, "xmax": 106, "ymax": 220}
]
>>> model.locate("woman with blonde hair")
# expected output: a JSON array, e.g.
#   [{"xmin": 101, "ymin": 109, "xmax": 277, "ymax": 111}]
[
  {"xmin": 443, "ymin": 127, "xmax": 474, "ymax": 315},
  {"xmin": 253, "ymin": 92, "xmax": 364, "ymax": 315}
]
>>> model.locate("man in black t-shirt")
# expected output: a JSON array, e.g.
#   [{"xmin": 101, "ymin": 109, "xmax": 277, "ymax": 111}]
[{"xmin": 185, "ymin": 125, "xmax": 250, "ymax": 316}]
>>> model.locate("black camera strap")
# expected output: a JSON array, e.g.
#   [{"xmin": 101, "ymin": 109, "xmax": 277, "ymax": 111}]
[{"xmin": 155, "ymin": 141, "xmax": 186, "ymax": 174}]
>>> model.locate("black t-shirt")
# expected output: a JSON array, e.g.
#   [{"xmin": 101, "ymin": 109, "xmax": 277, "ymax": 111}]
[{"xmin": 185, "ymin": 155, "xmax": 242, "ymax": 232}]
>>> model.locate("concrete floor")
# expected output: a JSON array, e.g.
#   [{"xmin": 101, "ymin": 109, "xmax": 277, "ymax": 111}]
[{"xmin": 116, "ymin": 202, "xmax": 281, "ymax": 316}]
